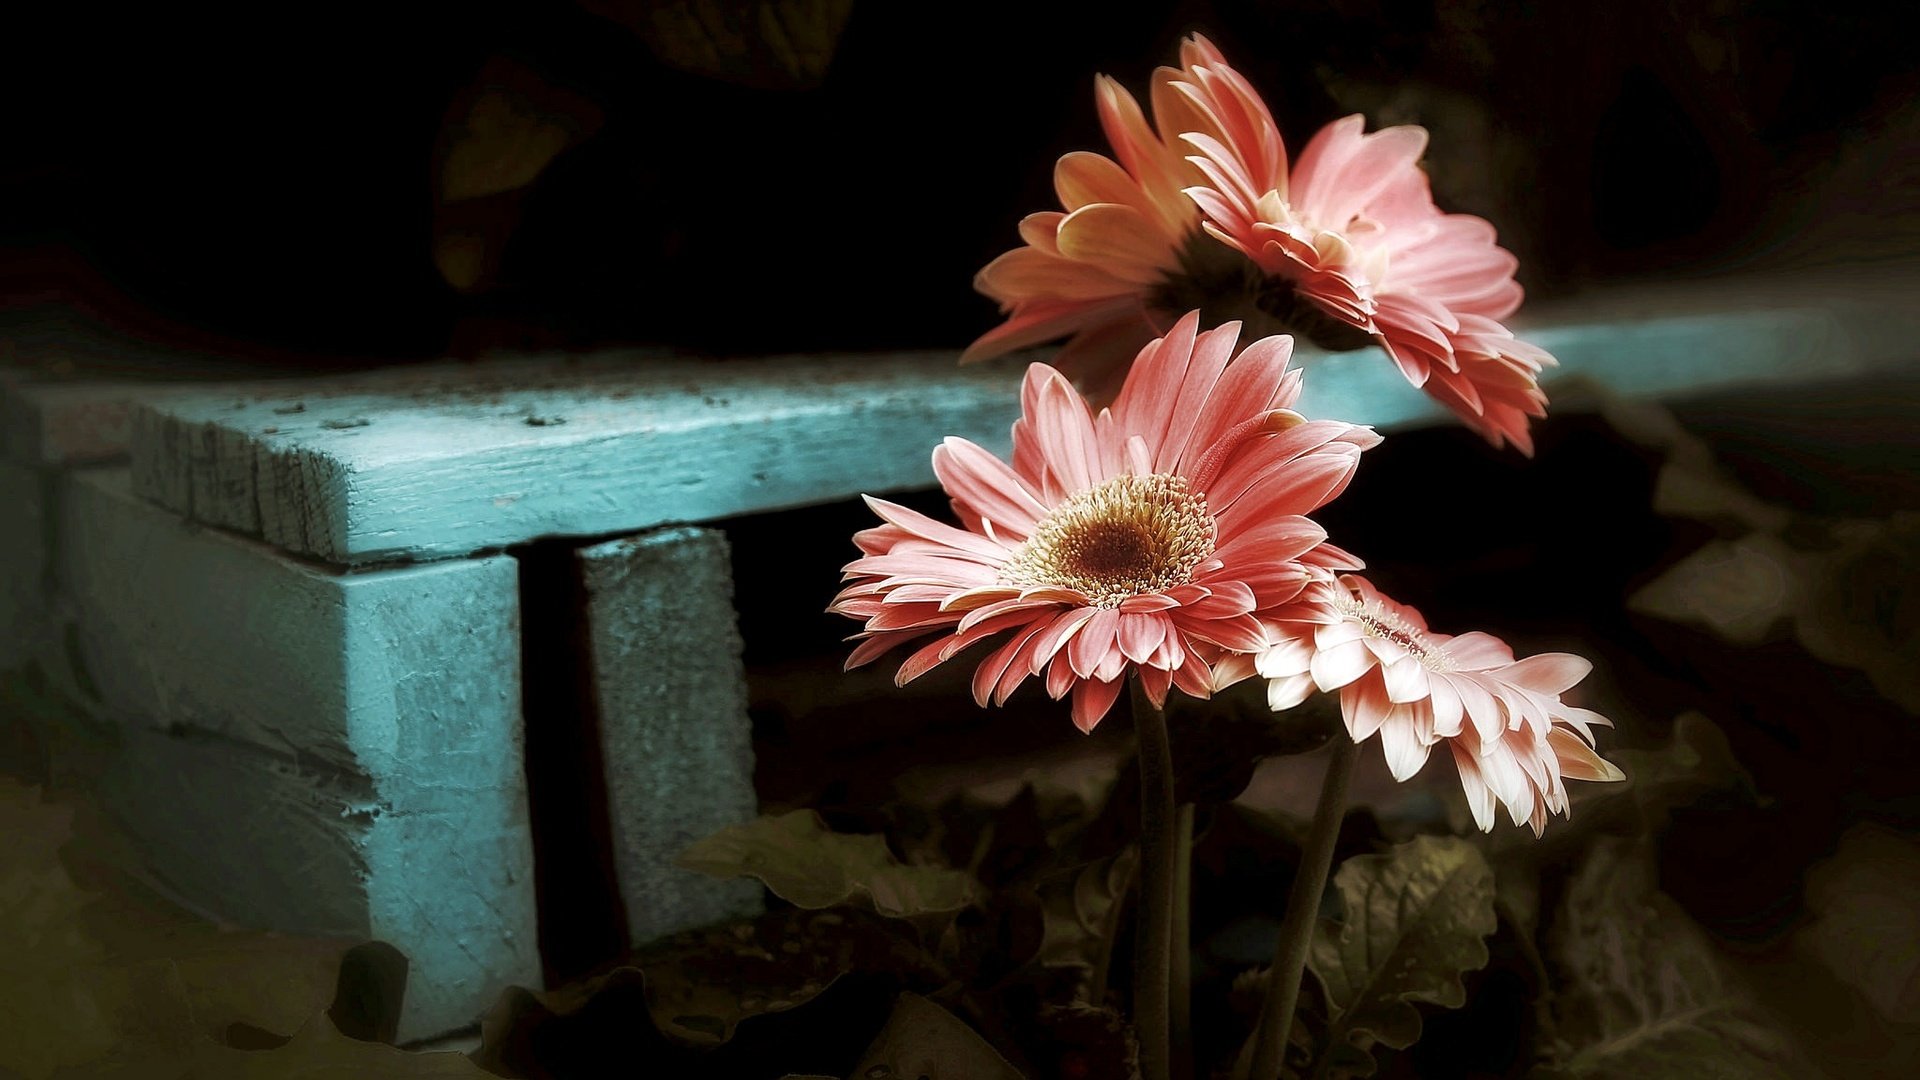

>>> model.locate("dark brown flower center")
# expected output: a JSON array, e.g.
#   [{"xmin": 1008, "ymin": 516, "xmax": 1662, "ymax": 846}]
[
  {"xmin": 1149, "ymin": 231, "xmax": 1376, "ymax": 352},
  {"xmin": 1000, "ymin": 473, "xmax": 1216, "ymax": 607}
]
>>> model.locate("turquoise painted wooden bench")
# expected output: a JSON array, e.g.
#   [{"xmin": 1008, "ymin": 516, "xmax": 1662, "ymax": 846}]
[
  {"xmin": 3, "ymin": 270, "xmax": 1916, "ymax": 1041},
  {"xmin": 121, "ymin": 274, "xmax": 1920, "ymax": 565}
]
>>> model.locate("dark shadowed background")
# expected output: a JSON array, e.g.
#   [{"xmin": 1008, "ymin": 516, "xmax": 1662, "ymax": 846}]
[{"xmin": 2, "ymin": 1, "xmax": 1916, "ymax": 361}]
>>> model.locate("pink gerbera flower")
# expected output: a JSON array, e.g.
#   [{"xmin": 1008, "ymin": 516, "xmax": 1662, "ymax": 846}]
[
  {"xmin": 833, "ymin": 312, "xmax": 1379, "ymax": 732},
  {"xmin": 1185, "ymin": 110, "xmax": 1554, "ymax": 453},
  {"xmin": 966, "ymin": 34, "xmax": 1553, "ymax": 453},
  {"xmin": 961, "ymin": 35, "xmax": 1276, "ymax": 396},
  {"xmin": 1253, "ymin": 576, "xmax": 1623, "ymax": 835}
]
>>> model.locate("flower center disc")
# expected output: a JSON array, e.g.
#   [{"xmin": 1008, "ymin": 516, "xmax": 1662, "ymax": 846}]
[
  {"xmin": 1001, "ymin": 473, "xmax": 1215, "ymax": 607},
  {"xmin": 1337, "ymin": 594, "xmax": 1456, "ymax": 672}
]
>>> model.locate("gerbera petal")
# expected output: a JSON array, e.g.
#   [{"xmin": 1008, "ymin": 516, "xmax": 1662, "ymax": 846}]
[
  {"xmin": 1255, "ymin": 634, "xmax": 1314, "ymax": 679},
  {"xmin": 1028, "ymin": 607, "xmax": 1102, "ymax": 673},
  {"xmin": 933, "ymin": 437, "xmax": 1047, "ymax": 538},
  {"xmin": 1427, "ymin": 674, "xmax": 1465, "ymax": 737},
  {"xmin": 1312, "ymin": 638, "xmax": 1377, "ymax": 691},
  {"xmin": 1170, "ymin": 653, "xmax": 1214, "ymax": 698},
  {"xmin": 1178, "ymin": 578, "xmax": 1257, "ymax": 618},
  {"xmin": 962, "ymin": 294, "xmax": 1140, "ymax": 365},
  {"xmin": 1549, "ymin": 727, "xmax": 1627, "ymax": 783},
  {"xmin": 861, "ymin": 495, "xmax": 1009, "ymax": 562},
  {"xmin": 1453, "ymin": 675, "xmax": 1506, "ymax": 743},
  {"xmin": 1031, "ymin": 367, "xmax": 1102, "ymax": 492},
  {"xmin": 1380, "ymin": 654, "xmax": 1431, "ymax": 704},
  {"xmin": 1110, "ymin": 310, "xmax": 1202, "ymax": 457},
  {"xmin": 1450, "ymin": 740, "xmax": 1498, "ymax": 832},
  {"xmin": 973, "ymin": 620, "xmax": 1050, "ymax": 708},
  {"xmin": 1068, "ymin": 608, "xmax": 1123, "ymax": 678},
  {"xmin": 1380, "ymin": 705, "xmax": 1435, "ymax": 781},
  {"xmin": 1045, "ymin": 653, "xmax": 1078, "ymax": 699},
  {"xmin": 1210, "ymin": 650, "xmax": 1257, "ymax": 691},
  {"xmin": 1503, "ymin": 653, "xmax": 1593, "ymax": 695},
  {"xmin": 1119, "ymin": 593, "xmax": 1182, "ymax": 613},
  {"xmin": 1211, "ymin": 517, "xmax": 1329, "ymax": 569},
  {"xmin": 1175, "ymin": 611, "xmax": 1268, "ymax": 653},
  {"xmin": 1140, "ymin": 663, "xmax": 1174, "ymax": 708},
  {"xmin": 1445, "ymin": 631, "xmax": 1516, "ymax": 669},
  {"xmin": 974, "ymin": 245, "xmax": 1137, "ymax": 303},
  {"xmin": 1340, "ymin": 675, "xmax": 1393, "ymax": 741},
  {"xmin": 1153, "ymin": 320, "xmax": 1240, "ymax": 472},
  {"xmin": 1055, "ymin": 203, "xmax": 1176, "ymax": 286},
  {"xmin": 844, "ymin": 630, "xmax": 919, "ymax": 671},
  {"xmin": 1268, "ymin": 672, "xmax": 1316, "ymax": 711},
  {"xmin": 895, "ymin": 634, "xmax": 959, "ymax": 686},
  {"xmin": 1054, "ymin": 149, "xmax": 1150, "ymax": 213},
  {"xmin": 1179, "ymin": 334, "xmax": 1297, "ymax": 466},
  {"xmin": 1554, "ymin": 706, "xmax": 1614, "ymax": 741},
  {"xmin": 1016, "ymin": 210, "xmax": 1066, "ymax": 253},
  {"xmin": 1117, "ymin": 611, "xmax": 1168, "ymax": 664}
]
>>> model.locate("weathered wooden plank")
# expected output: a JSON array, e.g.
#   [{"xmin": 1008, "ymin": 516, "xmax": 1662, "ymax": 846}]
[
  {"xmin": 576, "ymin": 527, "xmax": 763, "ymax": 945},
  {"xmin": 126, "ymin": 279, "xmax": 1920, "ymax": 566},
  {"xmin": 51, "ymin": 470, "xmax": 540, "ymax": 1041},
  {"xmin": 129, "ymin": 350, "xmax": 1025, "ymax": 564}
]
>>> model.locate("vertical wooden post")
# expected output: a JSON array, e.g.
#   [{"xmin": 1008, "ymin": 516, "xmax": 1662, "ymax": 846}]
[
  {"xmin": 50, "ymin": 470, "xmax": 543, "ymax": 1042},
  {"xmin": 575, "ymin": 527, "xmax": 763, "ymax": 946}
]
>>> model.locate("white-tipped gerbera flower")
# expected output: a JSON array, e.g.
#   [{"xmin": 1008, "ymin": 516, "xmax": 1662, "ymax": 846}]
[{"xmin": 1253, "ymin": 575, "xmax": 1624, "ymax": 835}]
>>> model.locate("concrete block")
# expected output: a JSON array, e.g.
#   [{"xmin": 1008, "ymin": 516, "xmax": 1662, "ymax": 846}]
[{"xmin": 53, "ymin": 470, "xmax": 540, "ymax": 1041}]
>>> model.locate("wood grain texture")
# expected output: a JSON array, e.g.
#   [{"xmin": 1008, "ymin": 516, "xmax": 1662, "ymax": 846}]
[
  {"xmin": 129, "ymin": 350, "xmax": 1022, "ymax": 564},
  {"xmin": 126, "ymin": 278, "xmax": 1920, "ymax": 566},
  {"xmin": 52, "ymin": 470, "xmax": 540, "ymax": 1041},
  {"xmin": 576, "ymin": 527, "xmax": 763, "ymax": 945}
]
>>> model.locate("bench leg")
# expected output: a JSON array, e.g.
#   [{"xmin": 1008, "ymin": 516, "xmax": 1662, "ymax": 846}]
[{"xmin": 576, "ymin": 526, "xmax": 763, "ymax": 947}]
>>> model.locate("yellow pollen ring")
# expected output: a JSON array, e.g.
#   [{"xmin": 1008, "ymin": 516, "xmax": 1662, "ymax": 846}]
[{"xmin": 1000, "ymin": 473, "xmax": 1216, "ymax": 608}]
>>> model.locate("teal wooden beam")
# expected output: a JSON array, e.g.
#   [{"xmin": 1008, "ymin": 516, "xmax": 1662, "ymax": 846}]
[{"xmin": 125, "ymin": 277, "xmax": 1920, "ymax": 567}]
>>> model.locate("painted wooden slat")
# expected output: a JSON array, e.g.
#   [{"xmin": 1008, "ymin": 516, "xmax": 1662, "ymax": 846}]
[
  {"xmin": 128, "ymin": 350, "xmax": 1024, "ymax": 565},
  {"xmin": 51, "ymin": 470, "xmax": 540, "ymax": 1041},
  {"xmin": 575, "ymin": 527, "xmax": 763, "ymax": 945},
  {"xmin": 125, "ymin": 278, "xmax": 1920, "ymax": 566}
]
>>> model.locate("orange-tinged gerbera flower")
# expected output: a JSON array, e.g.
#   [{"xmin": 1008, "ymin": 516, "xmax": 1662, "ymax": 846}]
[
  {"xmin": 1249, "ymin": 576, "xmax": 1623, "ymax": 835},
  {"xmin": 834, "ymin": 312, "xmax": 1379, "ymax": 732},
  {"xmin": 968, "ymin": 35, "xmax": 1554, "ymax": 453},
  {"xmin": 962, "ymin": 35, "xmax": 1266, "ymax": 397},
  {"xmin": 1187, "ymin": 113, "xmax": 1555, "ymax": 453}
]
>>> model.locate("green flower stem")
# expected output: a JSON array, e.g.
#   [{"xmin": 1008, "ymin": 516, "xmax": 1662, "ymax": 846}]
[
  {"xmin": 1245, "ymin": 735, "xmax": 1360, "ymax": 1080},
  {"xmin": 1132, "ymin": 679, "xmax": 1179, "ymax": 1080},
  {"xmin": 1172, "ymin": 801, "xmax": 1196, "ymax": 1080}
]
